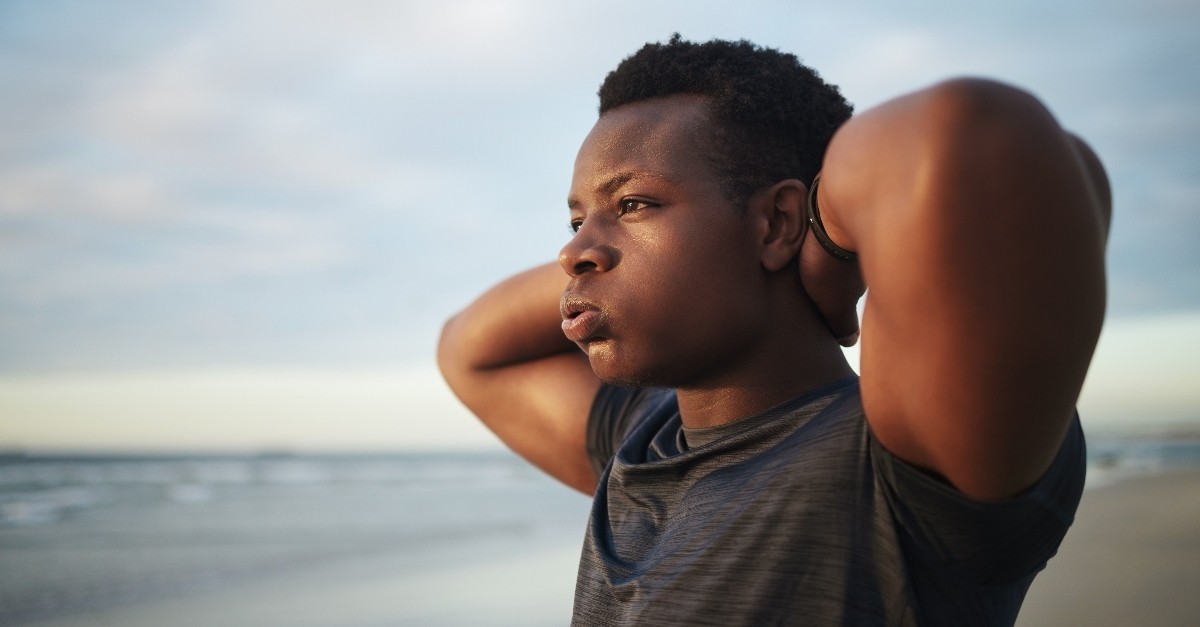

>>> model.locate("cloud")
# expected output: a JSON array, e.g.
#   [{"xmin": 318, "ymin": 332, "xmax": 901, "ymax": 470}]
[
  {"xmin": 1, "ymin": 0, "xmax": 1197, "ymax": 386},
  {"xmin": 0, "ymin": 157, "xmax": 355, "ymax": 304}
]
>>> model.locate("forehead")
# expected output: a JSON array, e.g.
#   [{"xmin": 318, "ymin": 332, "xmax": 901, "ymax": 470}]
[{"xmin": 571, "ymin": 95, "xmax": 715, "ymax": 198}]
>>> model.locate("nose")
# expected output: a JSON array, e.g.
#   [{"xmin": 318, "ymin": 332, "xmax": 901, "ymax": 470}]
[{"xmin": 558, "ymin": 223, "xmax": 616, "ymax": 277}]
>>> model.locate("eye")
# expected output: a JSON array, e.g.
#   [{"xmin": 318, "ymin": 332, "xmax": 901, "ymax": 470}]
[
  {"xmin": 618, "ymin": 198, "xmax": 654, "ymax": 216},
  {"xmin": 569, "ymin": 217, "xmax": 584, "ymax": 233}
]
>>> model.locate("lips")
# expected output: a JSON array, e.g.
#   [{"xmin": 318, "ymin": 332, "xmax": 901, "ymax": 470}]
[{"xmin": 560, "ymin": 295, "xmax": 605, "ymax": 343}]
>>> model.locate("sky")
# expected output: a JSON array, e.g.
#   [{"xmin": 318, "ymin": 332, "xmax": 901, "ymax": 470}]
[{"xmin": 1, "ymin": 0, "xmax": 1198, "ymax": 452}]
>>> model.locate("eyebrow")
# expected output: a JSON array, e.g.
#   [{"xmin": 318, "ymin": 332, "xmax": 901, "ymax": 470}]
[{"xmin": 598, "ymin": 172, "xmax": 637, "ymax": 196}]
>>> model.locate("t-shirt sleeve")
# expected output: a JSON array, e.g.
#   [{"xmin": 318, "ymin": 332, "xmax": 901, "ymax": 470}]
[
  {"xmin": 586, "ymin": 384, "xmax": 668, "ymax": 479},
  {"xmin": 871, "ymin": 415, "xmax": 1087, "ymax": 584}
]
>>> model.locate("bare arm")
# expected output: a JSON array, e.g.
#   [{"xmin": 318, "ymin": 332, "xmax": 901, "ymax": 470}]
[
  {"xmin": 810, "ymin": 78, "xmax": 1110, "ymax": 501},
  {"xmin": 437, "ymin": 262, "xmax": 601, "ymax": 494}
]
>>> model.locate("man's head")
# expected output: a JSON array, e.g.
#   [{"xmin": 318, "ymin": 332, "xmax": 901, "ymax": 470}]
[
  {"xmin": 598, "ymin": 34, "xmax": 853, "ymax": 207},
  {"xmin": 561, "ymin": 37, "xmax": 852, "ymax": 389}
]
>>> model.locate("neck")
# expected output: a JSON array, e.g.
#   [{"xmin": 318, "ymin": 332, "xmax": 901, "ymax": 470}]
[{"xmin": 675, "ymin": 296, "xmax": 856, "ymax": 430}]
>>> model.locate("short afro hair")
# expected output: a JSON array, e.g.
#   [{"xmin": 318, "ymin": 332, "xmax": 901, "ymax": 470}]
[{"xmin": 598, "ymin": 34, "xmax": 853, "ymax": 206}]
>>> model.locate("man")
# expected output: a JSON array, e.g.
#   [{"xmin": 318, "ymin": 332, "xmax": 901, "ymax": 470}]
[{"xmin": 438, "ymin": 35, "xmax": 1109, "ymax": 626}]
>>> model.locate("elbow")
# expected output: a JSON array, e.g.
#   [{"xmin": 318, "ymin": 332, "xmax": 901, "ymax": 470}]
[
  {"xmin": 917, "ymin": 78, "xmax": 1067, "ymax": 168},
  {"xmin": 922, "ymin": 77, "xmax": 1054, "ymax": 129},
  {"xmin": 916, "ymin": 78, "xmax": 1108, "ymax": 231},
  {"xmin": 942, "ymin": 78, "xmax": 1107, "ymax": 204},
  {"xmin": 925, "ymin": 82, "xmax": 1075, "ymax": 184},
  {"xmin": 437, "ymin": 311, "xmax": 492, "ymax": 411},
  {"xmin": 821, "ymin": 77, "xmax": 1070, "ymax": 227},
  {"xmin": 1066, "ymin": 133, "xmax": 1113, "ymax": 239},
  {"xmin": 436, "ymin": 312, "xmax": 469, "ymax": 386}
]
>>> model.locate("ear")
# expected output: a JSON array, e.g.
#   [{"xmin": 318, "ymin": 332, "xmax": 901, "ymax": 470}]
[{"xmin": 754, "ymin": 179, "xmax": 809, "ymax": 272}]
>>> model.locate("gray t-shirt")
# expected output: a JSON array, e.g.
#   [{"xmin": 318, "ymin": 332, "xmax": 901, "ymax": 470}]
[{"xmin": 573, "ymin": 377, "xmax": 1085, "ymax": 626}]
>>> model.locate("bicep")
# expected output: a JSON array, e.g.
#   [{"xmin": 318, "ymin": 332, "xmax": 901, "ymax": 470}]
[{"xmin": 833, "ymin": 80, "xmax": 1108, "ymax": 500}]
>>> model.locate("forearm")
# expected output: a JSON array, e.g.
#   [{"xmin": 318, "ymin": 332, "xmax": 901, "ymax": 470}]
[{"xmin": 438, "ymin": 262, "xmax": 575, "ymax": 375}]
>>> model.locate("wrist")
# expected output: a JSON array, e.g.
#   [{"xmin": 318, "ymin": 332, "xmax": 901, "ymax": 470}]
[{"xmin": 807, "ymin": 174, "xmax": 857, "ymax": 262}]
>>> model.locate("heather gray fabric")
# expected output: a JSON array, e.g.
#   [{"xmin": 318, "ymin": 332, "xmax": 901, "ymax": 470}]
[{"xmin": 574, "ymin": 377, "xmax": 1085, "ymax": 626}]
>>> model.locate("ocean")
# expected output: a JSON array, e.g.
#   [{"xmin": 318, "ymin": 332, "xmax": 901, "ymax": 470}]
[
  {"xmin": 0, "ymin": 451, "xmax": 590, "ymax": 626},
  {"xmin": 2, "ymin": 435, "xmax": 1199, "ymax": 626}
]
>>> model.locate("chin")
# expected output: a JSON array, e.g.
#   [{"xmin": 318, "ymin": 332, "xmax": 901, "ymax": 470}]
[
  {"xmin": 587, "ymin": 358, "xmax": 645, "ymax": 387},
  {"xmin": 587, "ymin": 346, "xmax": 678, "ymax": 389},
  {"xmin": 595, "ymin": 371, "xmax": 659, "ymax": 389}
]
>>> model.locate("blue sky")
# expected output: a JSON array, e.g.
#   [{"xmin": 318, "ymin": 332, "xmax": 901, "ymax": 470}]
[{"xmin": 1, "ymin": 0, "xmax": 1197, "ymax": 451}]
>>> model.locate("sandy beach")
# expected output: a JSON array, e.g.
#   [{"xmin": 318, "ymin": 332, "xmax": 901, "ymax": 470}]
[
  {"xmin": 21, "ymin": 536, "xmax": 583, "ymax": 627},
  {"xmin": 1017, "ymin": 469, "xmax": 1200, "ymax": 627}
]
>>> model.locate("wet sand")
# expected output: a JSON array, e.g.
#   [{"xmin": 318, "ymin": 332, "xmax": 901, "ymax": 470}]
[{"xmin": 1017, "ymin": 469, "xmax": 1200, "ymax": 626}]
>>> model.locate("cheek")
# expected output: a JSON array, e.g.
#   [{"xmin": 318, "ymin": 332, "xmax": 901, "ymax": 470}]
[
  {"xmin": 624, "ymin": 240, "xmax": 761, "ymax": 345},
  {"xmin": 647, "ymin": 229, "xmax": 760, "ymax": 315},
  {"xmin": 591, "ymin": 217, "xmax": 762, "ymax": 374}
]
